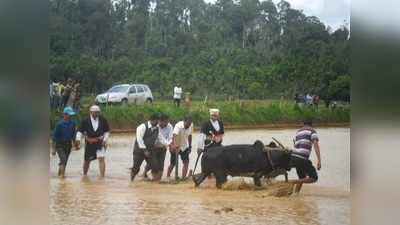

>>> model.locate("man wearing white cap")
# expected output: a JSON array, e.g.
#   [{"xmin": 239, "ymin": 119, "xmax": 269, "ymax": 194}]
[
  {"xmin": 75, "ymin": 105, "xmax": 110, "ymax": 178},
  {"xmin": 197, "ymin": 108, "xmax": 224, "ymax": 154}
]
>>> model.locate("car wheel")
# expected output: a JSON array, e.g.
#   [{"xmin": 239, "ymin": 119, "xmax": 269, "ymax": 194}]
[
  {"xmin": 121, "ymin": 99, "xmax": 128, "ymax": 105},
  {"xmin": 146, "ymin": 98, "xmax": 153, "ymax": 104}
]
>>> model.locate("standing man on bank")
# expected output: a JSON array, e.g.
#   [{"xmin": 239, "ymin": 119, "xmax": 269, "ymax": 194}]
[
  {"xmin": 167, "ymin": 116, "xmax": 193, "ymax": 180},
  {"xmin": 57, "ymin": 81, "xmax": 65, "ymax": 110},
  {"xmin": 173, "ymin": 83, "xmax": 182, "ymax": 107},
  {"xmin": 289, "ymin": 118, "xmax": 321, "ymax": 193},
  {"xmin": 52, "ymin": 81, "xmax": 62, "ymax": 110},
  {"xmin": 52, "ymin": 106, "xmax": 78, "ymax": 178},
  {"xmin": 75, "ymin": 105, "xmax": 110, "ymax": 178},
  {"xmin": 197, "ymin": 108, "xmax": 224, "ymax": 155}
]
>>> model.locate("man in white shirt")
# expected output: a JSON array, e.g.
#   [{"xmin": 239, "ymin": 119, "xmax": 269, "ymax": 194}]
[
  {"xmin": 131, "ymin": 113, "xmax": 171, "ymax": 182},
  {"xmin": 52, "ymin": 82, "xmax": 62, "ymax": 110},
  {"xmin": 142, "ymin": 113, "xmax": 173, "ymax": 181},
  {"xmin": 306, "ymin": 93, "xmax": 313, "ymax": 105},
  {"xmin": 173, "ymin": 84, "xmax": 182, "ymax": 107},
  {"xmin": 167, "ymin": 116, "xmax": 193, "ymax": 180},
  {"xmin": 49, "ymin": 81, "xmax": 54, "ymax": 109}
]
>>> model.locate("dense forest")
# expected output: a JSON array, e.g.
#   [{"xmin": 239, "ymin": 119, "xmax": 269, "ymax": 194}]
[{"xmin": 50, "ymin": 0, "xmax": 350, "ymax": 101}]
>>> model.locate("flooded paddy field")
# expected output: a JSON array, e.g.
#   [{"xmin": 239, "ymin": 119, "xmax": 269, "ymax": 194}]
[{"xmin": 50, "ymin": 128, "xmax": 350, "ymax": 225}]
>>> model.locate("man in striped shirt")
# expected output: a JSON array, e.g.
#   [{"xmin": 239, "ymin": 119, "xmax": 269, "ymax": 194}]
[{"xmin": 289, "ymin": 118, "xmax": 321, "ymax": 193}]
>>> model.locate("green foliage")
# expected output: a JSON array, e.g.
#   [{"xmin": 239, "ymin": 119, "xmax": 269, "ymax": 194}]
[
  {"xmin": 50, "ymin": 0, "xmax": 350, "ymax": 101},
  {"xmin": 50, "ymin": 100, "xmax": 350, "ymax": 131},
  {"xmin": 328, "ymin": 75, "xmax": 351, "ymax": 102}
]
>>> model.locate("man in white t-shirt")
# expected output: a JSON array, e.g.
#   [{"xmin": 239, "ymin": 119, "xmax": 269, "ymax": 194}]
[
  {"xmin": 167, "ymin": 115, "xmax": 193, "ymax": 180},
  {"xmin": 173, "ymin": 84, "xmax": 182, "ymax": 107}
]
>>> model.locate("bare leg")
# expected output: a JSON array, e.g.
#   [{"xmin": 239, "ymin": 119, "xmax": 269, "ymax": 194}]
[
  {"xmin": 58, "ymin": 165, "xmax": 66, "ymax": 178},
  {"xmin": 58, "ymin": 165, "xmax": 61, "ymax": 177},
  {"xmin": 182, "ymin": 162, "xmax": 189, "ymax": 179},
  {"xmin": 130, "ymin": 166, "xmax": 140, "ymax": 182},
  {"xmin": 294, "ymin": 183, "xmax": 303, "ymax": 193},
  {"xmin": 98, "ymin": 157, "xmax": 105, "ymax": 178},
  {"xmin": 83, "ymin": 160, "xmax": 91, "ymax": 176},
  {"xmin": 167, "ymin": 164, "xmax": 174, "ymax": 178},
  {"xmin": 289, "ymin": 177, "xmax": 317, "ymax": 193}
]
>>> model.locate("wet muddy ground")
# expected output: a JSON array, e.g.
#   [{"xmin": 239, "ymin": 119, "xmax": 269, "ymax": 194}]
[{"xmin": 50, "ymin": 128, "xmax": 350, "ymax": 225}]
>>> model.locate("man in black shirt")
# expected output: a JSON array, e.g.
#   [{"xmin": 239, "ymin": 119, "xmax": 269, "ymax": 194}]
[
  {"xmin": 131, "ymin": 113, "xmax": 162, "ymax": 182},
  {"xmin": 75, "ymin": 105, "xmax": 110, "ymax": 178},
  {"xmin": 197, "ymin": 108, "xmax": 224, "ymax": 154}
]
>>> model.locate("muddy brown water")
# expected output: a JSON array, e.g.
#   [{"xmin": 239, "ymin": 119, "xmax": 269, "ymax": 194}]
[{"xmin": 49, "ymin": 128, "xmax": 350, "ymax": 225}]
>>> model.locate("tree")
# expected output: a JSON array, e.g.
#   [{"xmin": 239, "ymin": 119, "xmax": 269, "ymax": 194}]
[{"xmin": 50, "ymin": 0, "xmax": 350, "ymax": 100}]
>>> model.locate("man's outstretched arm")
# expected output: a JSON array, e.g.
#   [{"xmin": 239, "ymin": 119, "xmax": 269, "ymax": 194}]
[{"xmin": 314, "ymin": 141, "xmax": 321, "ymax": 170}]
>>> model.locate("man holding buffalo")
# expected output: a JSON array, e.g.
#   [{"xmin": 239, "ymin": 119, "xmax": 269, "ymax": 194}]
[{"xmin": 197, "ymin": 108, "xmax": 224, "ymax": 154}]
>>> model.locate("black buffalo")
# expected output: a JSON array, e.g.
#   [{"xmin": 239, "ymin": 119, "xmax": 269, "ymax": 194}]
[{"xmin": 192, "ymin": 140, "xmax": 291, "ymax": 188}]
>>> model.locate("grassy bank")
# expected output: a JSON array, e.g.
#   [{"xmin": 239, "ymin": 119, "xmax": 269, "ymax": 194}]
[{"xmin": 50, "ymin": 99, "xmax": 350, "ymax": 131}]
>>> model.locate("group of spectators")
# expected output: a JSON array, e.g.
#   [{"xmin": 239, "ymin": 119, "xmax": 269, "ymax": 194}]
[
  {"xmin": 294, "ymin": 93, "xmax": 338, "ymax": 109},
  {"xmin": 294, "ymin": 93, "xmax": 321, "ymax": 107},
  {"xmin": 50, "ymin": 78, "xmax": 81, "ymax": 112}
]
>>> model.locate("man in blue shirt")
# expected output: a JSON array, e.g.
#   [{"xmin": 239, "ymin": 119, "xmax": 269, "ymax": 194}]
[{"xmin": 52, "ymin": 106, "xmax": 78, "ymax": 178}]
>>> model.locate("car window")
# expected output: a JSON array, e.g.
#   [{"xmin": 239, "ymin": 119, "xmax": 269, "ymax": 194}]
[
  {"xmin": 108, "ymin": 85, "xmax": 129, "ymax": 93},
  {"xmin": 129, "ymin": 86, "xmax": 136, "ymax": 93},
  {"xmin": 143, "ymin": 86, "xmax": 149, "ymax": 92},
  {"xmin": 137, "ymin": 86, "xmax": 144, "ymax": 93}
]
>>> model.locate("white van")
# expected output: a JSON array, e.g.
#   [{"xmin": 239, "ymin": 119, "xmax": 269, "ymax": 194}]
[{"xmin": 95, "ymin": 84, "xmax": 153, "ymax": 105}]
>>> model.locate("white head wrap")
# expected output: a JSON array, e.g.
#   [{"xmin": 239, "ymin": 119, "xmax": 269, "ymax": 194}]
[
  {"xmin": 209, "ymin": 108, "xmax": 219, "ymax": 115},
  {"xmin": 90, "ymin": 105, "xmax": 101, "ymax": 112}
]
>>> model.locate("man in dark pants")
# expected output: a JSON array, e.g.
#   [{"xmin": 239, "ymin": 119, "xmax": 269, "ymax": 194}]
[
  {"xmin": 288, "ymin": 118, "xmax": 322, "ymax": 193},
  {"xmin": 75, "ymin": 105, "xmax": 110, "ymax": 178},
  {"xmin": 142, "ymin": 113, "xmax": 173, "ymax": 181},
  {"xmin": 167, "ymin": 116, "xmax": 193, "ymax": 180},
  {"xmin": 52, "ymin": 106, "xmax": 78, "ymax": 178},
  {"xmin": 62, "ymin": 79, "xmax": 73, "ymax": 108},
  {"xmin": 131, "ymin": 113, "xmax": 163, "ymax": 181}
]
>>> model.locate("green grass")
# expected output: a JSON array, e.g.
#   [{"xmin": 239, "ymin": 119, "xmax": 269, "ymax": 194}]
[{"xmin": 50, "ymin": 98, "xmax": 350, "ymax": 131}]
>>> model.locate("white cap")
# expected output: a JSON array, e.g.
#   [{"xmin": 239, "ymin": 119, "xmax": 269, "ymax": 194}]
[
  {"xmin": 90, "ymin": 105, "xmax": 101, "ymax": 112},
  {"xmin": 209, "ymin": 108, "xmax": 219, "ymax": 115}
]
